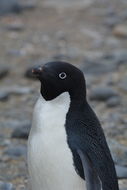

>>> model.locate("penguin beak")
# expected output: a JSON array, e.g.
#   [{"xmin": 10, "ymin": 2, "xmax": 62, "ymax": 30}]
[{"xmin": 32, "ymin": 66, "xmax": 43, "ymax": 77}]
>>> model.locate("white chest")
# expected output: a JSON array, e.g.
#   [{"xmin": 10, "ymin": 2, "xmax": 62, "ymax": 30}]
[{"xmin": 27, "ymin": 92, "xmax": 85, "ymax": 190}]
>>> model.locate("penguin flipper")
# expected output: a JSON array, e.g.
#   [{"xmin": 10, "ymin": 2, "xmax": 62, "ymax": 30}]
[{"xmin": 77, "ymin": 149, "xmax": 101, "ymax": 190}]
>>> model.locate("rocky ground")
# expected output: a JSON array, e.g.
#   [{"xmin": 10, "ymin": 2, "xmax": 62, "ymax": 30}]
[{"xmin": 0, "ymin": 0, "xmax": 127, "ymax": 189}]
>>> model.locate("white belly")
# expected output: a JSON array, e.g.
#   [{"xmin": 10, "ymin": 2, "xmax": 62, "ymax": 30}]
[{"xmin": 27, "ymin": 92, "xmax": 85, "ymax": 190}]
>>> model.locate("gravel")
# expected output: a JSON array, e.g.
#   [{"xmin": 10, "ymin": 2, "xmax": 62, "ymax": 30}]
[
  {"xmin": 113, "ymin": 24, "xmax": 127, "ymax": 38},
  {"xmin": 116, "ymin": 165, "xmax": 127, "ymax": 179},
  {"xmin": 11, "ymin": 124, "xmax": 31, "ymax": 139},
  {"xmin": 106, "ymin": 96, "xmax": 121, "ymax": 107},
  {"xmin": 119, "ymin": 76, "xmax": 127, "ymax": 92},
  {"xmin": 0, "ymin": 66, "xmax": 9, "ymax": 79},
  {"xmin": 0, "ymin": 0, "xmax": 22, "ymax": 15},
  {"xmin": 0, "ymin": 0, "xmax": 127, "ymax": 189},
  {"xmin": 0, "ymin": 92, "xmax": 10, "ymax": 102},
  {"xmin": 0, "ymin": 181, "xmax": 15, "ymax": 190},
  {"xmin": 89, "ymin": 86, "xmax": 119, "ymax": 101},
  {"xmin": 83, "ymin": 59, "xmax": 117, "ymax": 75},
  {"xmin": 4, "ymin": 145, "xmax": 27, "ymax": 158},
  {"xmin": 108, "ymin": 139, "xmax": 127, "ymax": 167}
]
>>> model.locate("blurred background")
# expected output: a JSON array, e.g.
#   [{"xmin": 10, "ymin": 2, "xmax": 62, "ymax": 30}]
[{"xmin": 0, "ymin": 0, "xmax": 127, "ymax": 189}]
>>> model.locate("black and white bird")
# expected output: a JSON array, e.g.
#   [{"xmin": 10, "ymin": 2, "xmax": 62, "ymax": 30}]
[{"xmin": 27, "ymin": 61, "xmax": 119, "ymax": 190}]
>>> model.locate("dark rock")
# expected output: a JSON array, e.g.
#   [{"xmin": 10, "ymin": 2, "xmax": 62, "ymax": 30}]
[
  {"xmin": 8, "ymin": 49, "xmax": 23, "ymax": 57},
  {"xmin": 107, "ymin": 50, "xmax": 127, "ymax": 65},
  {"xmin": 120, "ymin": 10, "xmax": 127, "ymax": 21},
  {"xmin": 52, "ymin": 54, "xmax": 70, "ymax": 60},
  {"xmin": 5, "ymin": 22, "xmax": 25, "ymax": 32},
  {"xmin": 87, "ymin": 50, "xmax": 127, "ymax": 75},
  {"xmin": 105, "ymin": 113, "xmax": 122, "ymax": 128},
  {"xmin": 4, "ymin": 145, "xmax": 27, "ymax": 158},
  {"xmin": 85, "ymin": 75, "xmax": 96, "ymax": 88},
  {"xmin": 43, "ymin": 0, "xmax": 93, "ymax": 9},
  {"xmin": 11, "ymin": 124, "xmax": 31, "ymax": 139},
  {"xmin": 114, "ymin": 50, "xmax": 127, "ymax": 65},
  {"xmin": 83, "ymin": 58, "xmax": 117, "ymax": 75},
  {"xmin": 0, "ymin": 120, "xmax": 31, "ymax": 130},
  {"xmin": 0, "ymin": 86, "xmax": 33, "ymax": 97},
  {"xmin": 0, "ymin": 0, "xmax": 36, "ymax": 16},
  {"xmin": 0, "ymin": 181, "xmax": 15, "ymax": 190},
  {"xmin": 104, "ymin": 17, "xmax": 120, "ymax": 28},
  {"xmin": 21, "ymin": 1, "xmax": 37, "ymax": 10},
  {"xmin": 0, "ymin": 0, "xmax": 22, "ymax": 15},
  {"xmin": 0, "ymin": 92, "xmax": 9, "ymax": 102},
  {"xmin": 116, "ymin": 165, "xmax": 127, "ymax": 179},
  {"xmin": 0, "ymin": 136, "xmax": 10, "ymax": 146},
  {"xmin": 0, "ymin": 66, "xmax": 9, "ymax": 79},
  {"xmin": 104, "ymin": 9, "xmax": 127, "ymax": 28},
  {"xmin": 9, "ymin": 86, "xmax": 33, "ymax": 95},
  {"xmin": 89, "ymin": 86, "xmax": 119, "ymax": 101},
  {"xmin": 106, "ymin": 96, "xmax": 121, "ymax": 107},
  {"xmin": 119, "ymin": 76, "xmax": 127, "ymax": 92},
  {"xmin": 107, "ymin": 138, "xmax": 127, "ymax": 166}
]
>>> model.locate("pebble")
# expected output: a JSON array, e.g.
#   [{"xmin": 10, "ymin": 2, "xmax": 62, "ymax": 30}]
[
  {"xmin": 120, "ymin": 10, "xmax": 127, "ymax": 21},
  {"xmin": 4, "ymin": 145, "xmax": 27, "ymax": 158},
  {"xmin": 102, "ymin": 50, "xmax": 127, "ymax": 66},
  {"xmin": 85, "ymin": 75, "xmax": 96, "ymax": 88},
  {"xmin": 104, "ymin": 9, "xmax": 127, "ymax": 28},
  {"xmin": 119, "ymin": 76, "xmax": 127, "ymax": 92},
  {"xmin": 89, "ymin": 86, "xmax": 119, "ymax": 101},
  {"xmin": 114, "ymin": 50, "xmax": 127, "ymax": 65},
  {"xmin": 43, "ymin": 0, "xmax": 93, "ymax": 9},
  {"xmin": 83, "ymin": 58, "xmax": 117, "ymax": 75},
  {"xmin": 11, "ymin": 124, "xmax": 31, "ymax": 139},
  {"xmin": 104, "ymin": 17, "xmax": 120, "ymax": 28},
  {"xmin": 21, "ymin": 1, "xmax": 37, "ymax": 10},
  {"xmin": 52, "ymin": 54, "xmax": 70, "ymax": 61},
  {"xmin": 0, "ymin": 136, "xmax": 10, "ymax": 146},
  {"xmin": 0, "ymin": 92, "xmax": 9, "ymax": 101},
  {"xmin": 0, "ymin": 66, "xmax": 9, "ymax": 79},
  {"xmin": 108, "ymin": 138, "xmax": 127, "ymax": 166},
  {"xmin": 9, "ymin": 86, "xmax": 33, "ymax": 95},
  {"xmin": 113, "ymin": 24, "xmax": 127, "ymax": 38},
  {"xmin": 0, "ymin": 0, "xmax": 36, "ymax": 16},
  {"xmin": 5, "ymin": 22, "xmax": 25, "ymax": 32},
  {"xmin": 116, "ymin": 165, "xmax": 127, "ymax": 179},
  {"xmin": 0, "ymin": 86, "xmax": 33, "ymax": 97},
  {"xmin": 0, "ymin": 0, "xmax": 22, "ymax": 15},
  {"xmin": 0, "ymin": 120, "xmax": 30, "ymax": 130},
  {"xmin": 106, "ymin": 96, "xmax": 121, "ymax": 107},
  {"xmin": 8, "ymin": 49, "xmax": 25, "ymax": 57},
  {"xmin": 0, "ymin": 181, "xmax": 15, "ymax": 190}
]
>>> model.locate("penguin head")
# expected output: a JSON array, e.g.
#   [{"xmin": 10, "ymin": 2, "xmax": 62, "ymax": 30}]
[{"xmin": 32, "ymin": 61, "xmax": 86, "ymax": 101}]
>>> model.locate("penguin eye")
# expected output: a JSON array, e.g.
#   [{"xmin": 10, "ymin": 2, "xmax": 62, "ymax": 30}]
[{"xmin": 59, "ymin": 72, "xmax": 67, "ymax": 79}]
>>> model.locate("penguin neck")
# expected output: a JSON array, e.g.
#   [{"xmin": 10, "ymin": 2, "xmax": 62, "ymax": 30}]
[{"xmin": 69, "ymin": 86, "xmax": 86, "ymax": 105}]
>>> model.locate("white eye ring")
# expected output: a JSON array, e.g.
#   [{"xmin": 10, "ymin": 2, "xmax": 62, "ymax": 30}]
[{"xmin": 59, "ymin": 72, "xmax": 67, "ymax": 79}]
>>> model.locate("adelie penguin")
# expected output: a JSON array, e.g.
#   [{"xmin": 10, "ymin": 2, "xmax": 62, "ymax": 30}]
[{"xmin": 27, "ymin": 61, "xmax": 119, "ymax": 190}]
